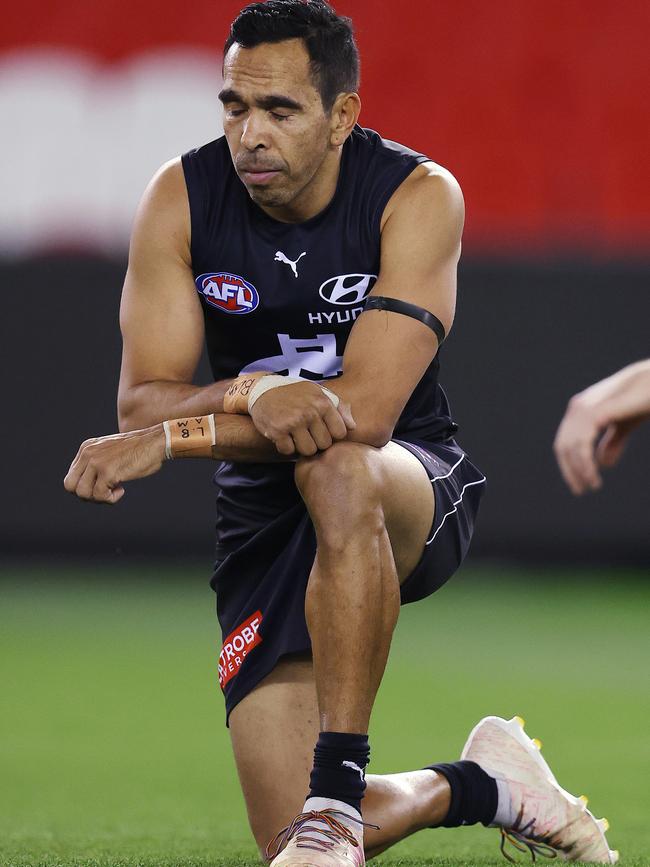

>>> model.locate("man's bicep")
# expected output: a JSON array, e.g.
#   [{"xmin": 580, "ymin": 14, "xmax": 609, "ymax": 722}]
[
  {"xmin": 118, "ymin": 160, "xmax": 205, "ymax": 393},
  {"xmin": 329, "ymin": 168, "xmax": 464, "ymax": 442},
  {"xmin": 375, "ymin": 164, "xmax": 463, "ymax": 331},
  {"xmin": 119, "ymin": 259, "xmax": 204, "ymax": 386}
]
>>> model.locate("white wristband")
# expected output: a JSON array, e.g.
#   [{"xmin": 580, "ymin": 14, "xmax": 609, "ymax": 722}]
[
  {"xmin": 163, "ymin": 420, "xmax": 173, "ymax": 460},
  {"xmin": 247, "ymin": 375, "xmax": 341, "ymax": 411},
  {"xmin": 247, "ymin": 375, "xmax": 304, "ymax": 410}
]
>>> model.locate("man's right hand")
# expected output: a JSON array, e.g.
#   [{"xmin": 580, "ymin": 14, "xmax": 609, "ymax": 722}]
[
  {"xmin": 64, "ymin": 426, "xmax": 166, "ymax": 504},
  {"xmin": 249, "ymin": 381, "xmax": 356, "ymax": 456}
]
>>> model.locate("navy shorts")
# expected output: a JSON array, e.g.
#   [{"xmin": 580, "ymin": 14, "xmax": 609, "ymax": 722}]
[{"xmin": 211, "ymin": 437, "xmax": 485, "ymax": 723}]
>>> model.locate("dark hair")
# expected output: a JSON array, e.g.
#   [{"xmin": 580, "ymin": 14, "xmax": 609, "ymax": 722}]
[{"xmin": 225, "ymin": 0, "xmax": 360, "ymax": 110}]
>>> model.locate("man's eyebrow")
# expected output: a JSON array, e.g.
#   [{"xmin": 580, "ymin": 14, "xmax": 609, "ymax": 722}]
[
  {"xmin": 218, "ymin": 88, "xmax": 242, "ymax": 104},
  {"xmin": 257, "ymin": 94, "xmax": 304, "ymax": 112},
  {"xmin": 218, "ymin": 88, "xmax": 303, "ymax": 112}
]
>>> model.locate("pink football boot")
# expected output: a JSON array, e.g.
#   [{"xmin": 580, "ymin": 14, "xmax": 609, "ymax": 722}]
[
  {"xmin": 462, "ymin": 715, "xmax": 618, "ymax": 863},
  {"xmin": 266, "ymin": 808, "xmax": 369, "ymax": 866}
]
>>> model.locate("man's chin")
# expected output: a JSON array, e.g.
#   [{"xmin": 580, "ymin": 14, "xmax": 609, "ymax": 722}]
[{"xmin": 247, "ymin": 187, "xmax": 291, "ymax": 209}]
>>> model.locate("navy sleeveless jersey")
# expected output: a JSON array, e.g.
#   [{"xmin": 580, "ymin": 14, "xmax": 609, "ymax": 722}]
[{"xmin": 182, "ymin": 125, "xmax": 459, "ymax": 550}]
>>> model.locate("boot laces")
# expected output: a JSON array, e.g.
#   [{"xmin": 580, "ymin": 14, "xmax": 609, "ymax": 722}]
[
  {"xmin": 265, "ymin": 809, "xmax": 378, "ymax": 860},
  {"xmin": 499, "ymin": 808, "xmax": 559, "ymax": 863}
]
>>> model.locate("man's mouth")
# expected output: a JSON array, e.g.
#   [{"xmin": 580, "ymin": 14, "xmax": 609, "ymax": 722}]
[
  {"xmin": 237, "ymin": 162, "xmax": 283, "ymax": 185},
  {"xmin": 240, "ymin": 169, "xmax": 281, "ymax": 185}
]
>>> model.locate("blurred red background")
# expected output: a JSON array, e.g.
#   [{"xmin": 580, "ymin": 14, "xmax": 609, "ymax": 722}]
[{"xmin": 3, "ymin": 0, "xmax": 648, "ymax": 256}]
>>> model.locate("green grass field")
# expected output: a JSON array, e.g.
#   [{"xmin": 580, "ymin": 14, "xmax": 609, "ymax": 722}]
[{"xmin": 1, "ymin": 563, "xmax": 648, "ymax": 867}]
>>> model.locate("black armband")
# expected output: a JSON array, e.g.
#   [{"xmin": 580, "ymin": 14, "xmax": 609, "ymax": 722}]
[{"xmin": 363, "ymin": 296, "xmax": 446, "ymax": 345}]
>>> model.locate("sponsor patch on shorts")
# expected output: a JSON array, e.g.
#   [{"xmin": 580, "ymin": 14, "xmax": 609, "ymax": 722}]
[{"xmin": 218, "ymin": 610, "xmax": 263, "ymax": 689}]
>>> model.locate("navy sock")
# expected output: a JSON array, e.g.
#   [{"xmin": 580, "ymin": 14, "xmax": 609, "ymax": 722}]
[
  {"xmin": 427, "ymin": 760, "xmax": 498, "ymax": 827},
  {"xmin": 308, "ymin": 731, "xmax": 370, "ymax": 813}
]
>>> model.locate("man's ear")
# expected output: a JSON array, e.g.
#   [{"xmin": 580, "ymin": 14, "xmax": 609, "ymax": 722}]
[{"xmin": 329, "ymin": 92, "xmax": 361, "ymax": 147}]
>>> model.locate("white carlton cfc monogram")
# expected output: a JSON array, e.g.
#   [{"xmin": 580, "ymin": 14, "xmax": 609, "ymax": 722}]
[
  {"xmin": 241, "ymin": 333, "xmax": 343, "ymax": 379},
  {"xmin": 274, "ymin": 250, "xmax": 306, "ymax": 278}
]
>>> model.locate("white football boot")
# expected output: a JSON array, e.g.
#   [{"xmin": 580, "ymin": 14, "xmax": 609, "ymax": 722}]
[
  {"xmin": 461, "ymin": 715, "xmax": 618, "ymax": 863},
  {"xmin": 266, "ymin": 808, "xmax": 368, "ymax": 866}
]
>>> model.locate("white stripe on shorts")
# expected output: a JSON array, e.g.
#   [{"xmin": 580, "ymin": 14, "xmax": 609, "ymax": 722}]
[
  {"xmin": 425, "ymin": 476, "xmax": 487, "ymax": 546},
  {"xmin": 404, "ymin": 445, "xmax": 466, "ymax": 482}
]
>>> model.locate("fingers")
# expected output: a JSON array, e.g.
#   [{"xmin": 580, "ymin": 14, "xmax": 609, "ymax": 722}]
[
  {"xmin": 596, "ymin": 421, "xmax": 634, "ymax": 468},
  {"xmin": 64, "ymin": 457, "xmax": 121, "ymax": 505},
  {"xmin": 93, "ymin": 475, "xmax": 125, "ymax": 505},
  {"xmin": 309, "ymin": 418, "xmax": 334, "ymax": 451},
  {"xmin": 564, "ymin": 443, "xmax": 602, "ymax": 495},
  {"xmin": 74, "ymin": 463, "xmax": 99, "ymax": 501},
  {"xmin": 321, "ymin": 404, "xmax": 348, "ymax": 441},
  {"xmin": 337, "ymin": 400, "xmax": 356, "ymax": 431},
  {"xmin": 595, "ymin": 425, "xmax": 619, "ymax": 468},
  {"xmin": 292, "ymin": 428, "xmax": 319, "ymax": 457},
  {"xmin": 274, "ymin": 421, "xmax": 333, "ymax": 457},
  {"xmin": 554, "ymin": 432, "xmax": 601, "ymax": 495},
  {"xmin": 274, "ymin": 435, "xmax": 296, "ymax": 456},
  {"xmin": 553, "ymin": 421, "xmax": 602, "ymax": 495},
  {"xmin": 64, "ymin": 428, "xmax": 164, "ymax": 504}
]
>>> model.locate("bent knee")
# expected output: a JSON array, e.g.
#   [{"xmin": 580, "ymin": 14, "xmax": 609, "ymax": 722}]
[
  {"xmin": 295, "ymin": 441, "xmax": 379, "ymax": 488},
  {"xmin": 294, "ymin": 441, "xmax": 383, "ymax": 503},
  {"xmin": 295, "ymin": 442, "xmax": 385, "ymax": 540}
]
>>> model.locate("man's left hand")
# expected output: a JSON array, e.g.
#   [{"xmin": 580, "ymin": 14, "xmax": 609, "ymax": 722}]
[
  {"xmin": 64, "ymin": 426, "xmax": 165, "ymax": 504},
  {"xmin": 249, "ymin": 381, "xmax": 355, "ymax": 456}
]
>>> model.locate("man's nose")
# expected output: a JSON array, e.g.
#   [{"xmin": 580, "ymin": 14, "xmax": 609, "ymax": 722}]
[{"xmin": 241, "ymin": 111, "xmax": 269, "ymax": 150}]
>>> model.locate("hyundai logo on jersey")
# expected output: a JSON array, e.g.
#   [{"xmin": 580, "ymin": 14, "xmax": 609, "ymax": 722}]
[
  {"xmin": 196, "ymin": 272, "xmax": 259, "ymax": 314},
  {"xmin": 319, "ymin": 273, "xmax": 377, "ymax": 305}
]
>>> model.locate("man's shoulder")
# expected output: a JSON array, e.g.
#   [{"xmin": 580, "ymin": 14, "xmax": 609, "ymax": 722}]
[
  {"xmin": 381, "ymin": 161, "xmax": 464, "ymax": 239},
  {"xmin": 145, "ymin": 134, "xmax": 230, "ymax": 204},
  {"xmin": 350, "ymin": 125, "xmax": 429, "ymax": 166},
  {"xmin": 181, "ymin": 135, "xmax": 231, "ymax": 175},
  {"xmin": 352, "ymin": 126, "xmax": 462, "ymax": 234}
]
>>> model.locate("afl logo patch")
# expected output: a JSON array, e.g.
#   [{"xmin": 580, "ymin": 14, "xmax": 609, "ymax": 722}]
[
  {"xmin": 319, "ymin": 273, "xmax": 377, "ymax": 306},
  {"xmin": 196, "ymin": 272, "xmax": 259, "ymax": 314}
]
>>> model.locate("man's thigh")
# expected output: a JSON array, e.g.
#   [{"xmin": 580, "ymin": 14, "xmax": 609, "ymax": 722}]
[{"xmin": 374, "ymin": 441, "xmax": 435, "ymax": 583}]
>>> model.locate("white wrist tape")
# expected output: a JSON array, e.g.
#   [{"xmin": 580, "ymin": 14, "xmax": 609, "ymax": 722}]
[
  {"xmin": 318, "ymin": 386, "xmax": 340, "ymax": 408},
  {"xmin": 247, "ymin": 375, "xmax": 340, "ymax": 411},
  {"xmin": 163, "ymin": 420, "xmax": 173, "ymax": 460}
]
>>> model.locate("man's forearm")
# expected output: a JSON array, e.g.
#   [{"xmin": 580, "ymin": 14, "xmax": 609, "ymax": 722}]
[
  {"xmin": 118, "ymin": 379, "xmax": 234, "ymax": 432},
  {"xmin": 581, "ymin": 359, "xmax": 650, "ymax": 425},
  {"xmin": 167, "ymin": 412, "xmax": 291, "ymax": 463}
]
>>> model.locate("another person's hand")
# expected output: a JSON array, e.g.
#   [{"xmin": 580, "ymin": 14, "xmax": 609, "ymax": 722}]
[
  {"xmin": 64, "ymin": 426, "xmax": 165, "ymax": 504},
  {"xmin": 249, "ymin": 381, "xmax": 356, "ymax": 456},
  {"xmin": 555, "ymin": 408, "xmax": 642, "ymax": 495},
  {"xmin": 553, "ymin": 360, "xmax": 650, "ymax": 495}
]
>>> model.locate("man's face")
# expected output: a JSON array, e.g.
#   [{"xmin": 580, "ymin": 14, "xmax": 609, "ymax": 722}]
[{"xmin": 220, "ymin": 39, "xmax": 333, "ymax": 212}]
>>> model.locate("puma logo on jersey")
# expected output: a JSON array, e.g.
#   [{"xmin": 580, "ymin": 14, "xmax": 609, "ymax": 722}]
[
  {"xmin": 342, "ymin": 761, "xmax": 366, "ymax": 781},
  {"xmin": 275, "ymin": 250, "xmax": 306, "ymax": 278}
]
